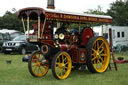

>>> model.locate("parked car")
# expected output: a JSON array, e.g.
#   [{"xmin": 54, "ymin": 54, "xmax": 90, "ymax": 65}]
[
  {"xmin": 0, "ymin": 33, "xmax": 11, "ymax": 52},
  {"xmin": 10, "ymin": 32, "xmax": 24, "ymax": 40},
  {"xmin": 2, "ymin": 35, "xmax": 38, "ymax": 54},
  {"xmin": 0, "ymin": 29, "xmax": 24, "ymax": 40}
]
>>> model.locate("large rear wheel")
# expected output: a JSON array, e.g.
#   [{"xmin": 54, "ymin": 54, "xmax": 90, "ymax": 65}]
[
  {"xmin": 28, "ymin": 51, "xmax": 49, "ymax": 77},
  {"xmin": 86, "ymin": 36, "xmax": 110, "ymax": 73},
  {"xmin": 52, "ymin": 51, "xmax": 72, "ymax": 79}
]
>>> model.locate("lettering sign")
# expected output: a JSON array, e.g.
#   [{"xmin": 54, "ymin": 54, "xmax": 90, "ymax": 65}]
[{"xmin": 45, "ymin": 12, "xmax": 112, "ymax": 23}]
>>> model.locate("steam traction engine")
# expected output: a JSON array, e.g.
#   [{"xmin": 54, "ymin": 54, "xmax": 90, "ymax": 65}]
[{"xmin": 18, "ymin": 7, "xmax": 112, "ymax": 79}]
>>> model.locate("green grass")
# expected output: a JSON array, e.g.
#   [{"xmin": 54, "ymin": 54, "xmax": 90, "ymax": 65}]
[{"xmin": 0, "ymin": 53, "xmax": 128, "ymax": 85}]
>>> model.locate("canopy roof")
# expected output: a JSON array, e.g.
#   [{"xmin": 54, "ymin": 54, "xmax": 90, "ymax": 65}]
[{"xmin": 18, "ymin": 7, "xmax": 112, "ymax": 23}]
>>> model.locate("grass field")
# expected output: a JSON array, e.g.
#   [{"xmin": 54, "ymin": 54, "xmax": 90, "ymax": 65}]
[{"xmin": 0, "ymin": 53, "xmax": 128, "ymax": 85}]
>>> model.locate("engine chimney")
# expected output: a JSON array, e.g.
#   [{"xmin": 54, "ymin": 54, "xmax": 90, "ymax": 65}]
[{"xmin": 47, "ymin": 0, "xmax": 55, "ymax": 9}]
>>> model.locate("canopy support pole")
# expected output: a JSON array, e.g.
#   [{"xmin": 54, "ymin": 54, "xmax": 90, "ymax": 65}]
[
  {"xmin": 38, "ymin": 16, "xmax": 41, "ymax": 38},
  {"xmin": 41, "ymin": 18, "xmax": 46, "ymax": 38},
  {"xmin": 21, "ymin": 17, "xmax": 26, "ymax": 33},
  {"xmin": 27, "ymin": 16, "xmax": 30, "ymax": 38}
]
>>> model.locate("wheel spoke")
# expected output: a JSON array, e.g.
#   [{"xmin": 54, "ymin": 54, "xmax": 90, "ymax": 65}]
[
  {"xmin": 94, "ymin": 60, "xmax": 96, "ymax": 64},
  {"xmin": 62, "ymin": 55, "xmax": 64, "ymax": 63},
  {"xmin": 64, "ymin": 57, "xmax": 67, "ymax": 63},
  {"xmin": 98, "ymin": 42, "xmax": 104, "ymax": 50},
  {"xmin": 99, "ymin": 48, "xmax": 104, "ymax": 54},
  {"xmin": 91, "ymin": 56, "xmax": 97, "ymax": 61},
  {"xmin": 38, "ymin": 67, "xmax": 40, "ymax": 74},
  {"xmin": 32, "ymin": 64, "xmax": 36, "ymax": 67},
  {"xmin": 92, "ymin": 48, "xmax": 97, "ymax": 53},
  {"xmin": 97, "ymin": 59, "xmax": 101, "ymax": 64},
  {"xmin": 63, "ymin": 68, "xmax": 67, "ymax": 73},
  {"xmin": 58, "ymin": 63, "xmax": 62, "ymax": 68},
  {"xmin": 29, "ymin": 51, "xmax": 49, "ymax": 77},
  {"xmin": 91, "ymin": 53, "xmax": 95, "ymax": 56},
  {"xmin": 87, "ymin": 37, "xmax": 110, "ymax": 73},
  {"xmin": 100, "ymin": 54, "xmax": 107, "ymax": 57},
  {"xmin": 33, "ymin": 66, "xmax": 37, "ymax": 72},
  {"xmin": 39, "ymin": 66, "xmax": 43, "ymax": 73},
  {"xmin": 56, "ymin": 62, "xmax": 59, "ymax": 65},
  {"xmin": 52, "ymin": 52, "xmax": 72, "ymax": 79},
  {"xmin": 65, "ymin": 61, "xmax": 68, "ymax": 65},
  {"xmin": 99, "ymin": 56, "xmax": 104, "ymax": 62},
  {"xmin": 58, "ymin": 68, "xmax": 63, "ymax": 75}
]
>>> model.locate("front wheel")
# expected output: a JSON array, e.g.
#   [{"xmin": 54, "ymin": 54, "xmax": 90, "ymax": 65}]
[
  {"xmin": 28, "ymin": 51, "xmax": 49, "ymax": 77},
  {"xmin": 51, "ymin": 51, "xmax": 72, "ymax": 79},
  {"xmin": 86, "ymin": 36, "xmax": 110, "ymax": 73},
  {"xmin": 20, "ymin": 47, "xmax": 26, "ymax": 55}
]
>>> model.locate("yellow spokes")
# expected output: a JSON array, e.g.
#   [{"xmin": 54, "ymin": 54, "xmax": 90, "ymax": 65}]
[
  {"xmin": 92, "ymin": 37, "xmax": 110, "ymax": 72},
  {"xmin": 52, "ymin": 51, "xmax": 72, "ymax": 80},
  {"xmin": 28, "ymin": 51, "xmax": 49, "ymax": 77},
  {"xmin": 87, "ymin": 37, "xmax": 110, "ymax": 73}
]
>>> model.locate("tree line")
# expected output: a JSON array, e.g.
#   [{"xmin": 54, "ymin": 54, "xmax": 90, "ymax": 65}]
[
  {"xmin": 0, "ymin": 0, "xmax": 128, "ymax": 32},
  {"xmin": 0, "ymin": 8, "xmax": 23, "ymax": 32}
]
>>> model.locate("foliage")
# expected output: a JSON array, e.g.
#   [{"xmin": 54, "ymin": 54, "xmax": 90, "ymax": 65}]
[
  {"xmin": 0, "ymin": 9, "xmax": 23, "ymax": 32},
  {"xmin": 107, "ymin": 1, "xmax": 128, "ymax": 26},
  {"xmin": 84, "ymin": 5, "xmax": 107, "ymax": 26},
  {"xmin": 85, "ymin": 5, "xmax": 106, "ymax": 15}
]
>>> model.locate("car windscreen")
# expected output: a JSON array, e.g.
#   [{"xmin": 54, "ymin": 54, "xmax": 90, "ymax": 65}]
[
  {"xmin": 10, "ymin": 32, "xmax": 24, "ymax": 40},
  {"xmin": 13, "ymin": 35, "xmax": 26, "ymax": 41}
]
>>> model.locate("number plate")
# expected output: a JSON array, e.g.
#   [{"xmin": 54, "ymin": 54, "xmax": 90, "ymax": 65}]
[{"xmin": 6, "ymin": 49, "xmax": 12, "ymax": 51}]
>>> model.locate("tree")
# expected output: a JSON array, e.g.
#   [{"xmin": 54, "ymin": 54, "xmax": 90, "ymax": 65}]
[
  {"xmin": 107, "ymin": 0, "xmax": 128, "ymax": 26},
  {"xmin": 85, "ymin": 5, "xmax": 106, "ymax": 15},
  {"xmin": 84, "ymin": 5, "xmax": 106, "ymax": 26},
  {"xmin": 0, "ymin": 8, "xmax": 23, "ymax": 32}
]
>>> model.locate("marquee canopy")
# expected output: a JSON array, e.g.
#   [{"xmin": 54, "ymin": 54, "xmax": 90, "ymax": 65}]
[{"xmin": 18, "ymin": 7, "xmax": 112, "ymax": 23}]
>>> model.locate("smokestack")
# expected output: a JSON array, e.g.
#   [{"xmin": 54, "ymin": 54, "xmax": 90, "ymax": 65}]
[{"xmin": 47, "ymin": 0, "xmax": 55, "ymax": 9}]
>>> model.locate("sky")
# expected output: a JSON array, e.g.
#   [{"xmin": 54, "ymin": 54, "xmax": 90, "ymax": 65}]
[{"xmin": 0, "ymin": 0, "xmax": 117, "ymax": 16}]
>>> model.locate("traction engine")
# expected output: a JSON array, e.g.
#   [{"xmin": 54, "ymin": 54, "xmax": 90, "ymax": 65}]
[{"xmin": 18, "ymin": 7, "xmax": 112, "ymax": 79}]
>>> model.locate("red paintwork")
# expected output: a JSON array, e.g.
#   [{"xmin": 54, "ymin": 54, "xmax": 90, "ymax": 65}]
[
  {"xmin": 32, "ymin": 22, "xmax": 44, "ymax": 35},
  {"xmin": 115, "ymin": 60, "xmax": 128, "ymax": 63},
  {"xmin": 59, "ymin": 43, "xmax": 77, "ymax": 51},
  {"xmin": 81, "ymin": 28, "xmax": 94, "ymax": 46},
  {"xmin": 59, "ymin": 43, "xmax": 67, "ymax": 51},
  {"xmin": 69, "ymin": 48, "xmax": 78, "ymax": 63},
  {"xmin": 69, "ymin": 48, "xmax": 87, "ymax": 63},
  {"xmin": 42, "ymin": 33, "xmax": 52, "ymax": 40},
  {"xmin": 41, "ymin": 40, "xmax": 55, "ymax": 47}
]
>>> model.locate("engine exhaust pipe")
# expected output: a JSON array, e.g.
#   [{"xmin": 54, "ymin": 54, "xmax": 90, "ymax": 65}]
[{"xmin": 47, "ymin": 0, "xmax": 55, "ymax": 9}]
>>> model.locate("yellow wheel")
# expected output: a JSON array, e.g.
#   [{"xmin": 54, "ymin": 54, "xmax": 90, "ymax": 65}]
[
  {"xmin": 86, "ymin": 36, "xmax": 110, "ymax": 73},
  {"xmin": 52, "ymin": 51, "xmax": 72, "ymax": 79},
  {"xmin": 28, "ymin": 51, "xmax": 49, "ymax": 77}
]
